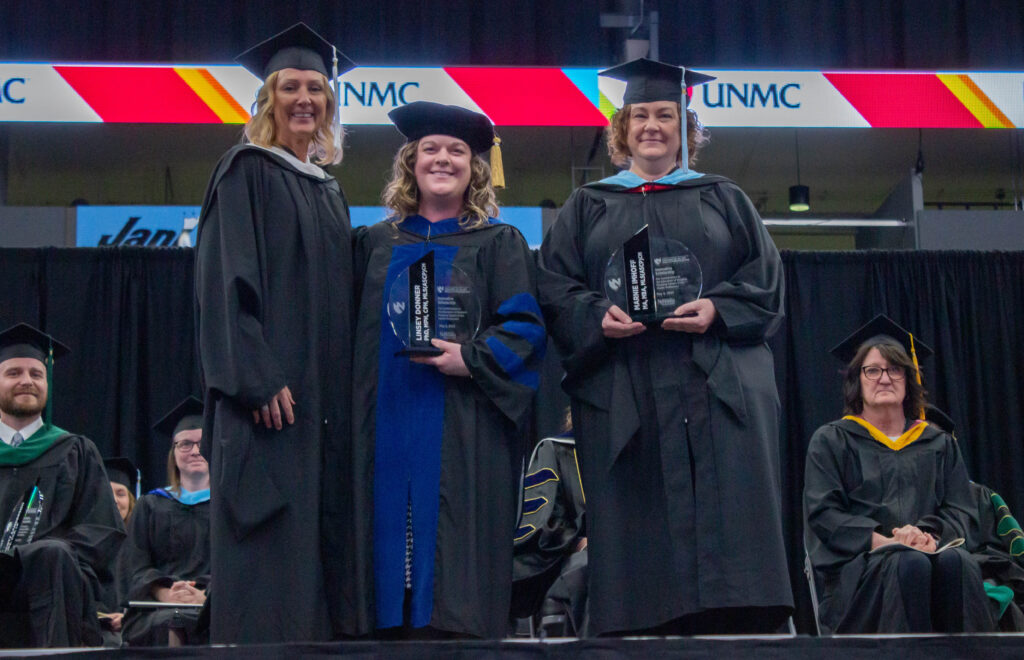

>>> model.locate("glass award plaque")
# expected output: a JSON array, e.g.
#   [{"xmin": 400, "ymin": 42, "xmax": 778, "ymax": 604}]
[
  {"xmin": 604, "ymin": 224, "xmax": 702, "ymax": 323},
  {"xmin": 387, "ymin": 251, "xmax": 481, "ymax": 357},
  {"xmin": 1, "ymin": 482, "xmax": 44, "ymax": 554}
]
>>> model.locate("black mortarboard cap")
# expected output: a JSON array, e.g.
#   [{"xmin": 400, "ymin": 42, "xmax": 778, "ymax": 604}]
[
  {"xmin": 599, "ymin": 58, "xmax": 716, "ymax": 105},
  {"xmin": 388, "ymin": 101, "xmax": 496, "ymax": 154},
  {"xmin": 924, "ymin": 404, "xmax": 956, "ymax": 434},
  {"xmin": 829, "ymin": 314, "xmax": 934, "ymax": 365},
  {"xmin": 235, "ymin": 22, "xmax": 354, "ymax": 81},
  {"xmin": 0, "ymin": 323, "xmax": 70, "ymax": 365},
  {"xmin": 104, "ymin": 457, "xmax": 138, "ymax": 493},
  {"xmin": 153, "ymin": 397, "xmax": 204, "ymax": 441}
]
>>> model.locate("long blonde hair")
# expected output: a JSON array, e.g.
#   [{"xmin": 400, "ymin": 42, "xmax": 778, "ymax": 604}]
[
  {"xmin": 605, "ymin": 103, "xmax": 708, "ymax": 169},
  {"xmin": 243, "ymin": 70, "xmax": 343, "ymax": 165},
  {"xmin": 382, "ymin": 140, "xmax": 498, "ymax": 230}
]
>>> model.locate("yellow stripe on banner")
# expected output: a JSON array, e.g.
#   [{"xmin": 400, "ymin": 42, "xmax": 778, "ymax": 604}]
[
  {"xmin": 175, "ymin": 68, "xmax": 250, "ymax": 124},
  {"xmin": 938, "ymin": 74, "xmax": 1015, "ymax": 128}
]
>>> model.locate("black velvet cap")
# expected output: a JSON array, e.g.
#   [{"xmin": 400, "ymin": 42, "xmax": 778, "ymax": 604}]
[
  {"xmin": 0, "ymin": 323, "xmax": 70, "ymax": 365},
  {"xmin": 388, "ymin": 101, "xmax": 495, "ymax": 154},
  {"xmin": 235, "ymin": 22, "xmax": 354, "ymax": 80},
  {"xmin": 599, "ymin": 58, "xmax": 715, "ymax": 105},
  {"xmin": 104, "ymin": 457, "xmax": 138, "ymax": 492},
  {"xmin": 153, "ymin": 397, "xmax": 204, "ymax": 441},
  {"xmin": 829, "ymin": 314, "xmax": 934, "ymax": 365}
]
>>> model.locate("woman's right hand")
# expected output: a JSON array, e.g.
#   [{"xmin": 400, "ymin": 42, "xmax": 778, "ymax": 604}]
[
  {"xmin": 252, "ymin": 386, "xmax": 296, "ymax": 430},
  {"xmin": 602, "ymin": 305, "xmax": 646, "ymax": 338}
]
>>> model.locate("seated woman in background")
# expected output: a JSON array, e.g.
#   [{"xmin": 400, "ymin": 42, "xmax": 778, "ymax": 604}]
[
  {"xmin": 803, "ymin": 315, "xmax": 996, "ymax": 633},
  {"xmin": 119, "ymin": 398, "xmax": 210, "ymax": 646},
  {"xmin": 98, "ymin": 457, "xmax": 139, "ymax": 637}
]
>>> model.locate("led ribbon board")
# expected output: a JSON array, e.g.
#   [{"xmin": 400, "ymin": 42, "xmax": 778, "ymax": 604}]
[{"xmin": 1, "ymin": 64, "xmax": 1021, "ymax": 128}]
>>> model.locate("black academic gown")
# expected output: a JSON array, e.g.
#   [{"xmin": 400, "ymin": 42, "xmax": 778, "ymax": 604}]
[
  {"xmin": 119, "ymin": 491, "xmax": 210, "ymax": 646},
  {"xmin": 194, "ymin": 145, "xmax": 353, "ymax": 643},
  {"xmin": 537, "ymin": 174, "xmax": 793, "ymax": 635},
  {"xmin": 964, "ymin": 482, "xmax": 1024, "ymax": 630},
  {"xmin": 512, "ymin": 435, "xmax": 588, "ymax": 634},
  {"xmin": 804, "ymin": 418, "xmax": 997, "ymax": 633},
  {"xmin": 337, "ymin": 216, "xmax": 544, "ymax": 639},
  {"xmin": 0, "ymin": 432, "xmax": 125, "ymax": 648}
]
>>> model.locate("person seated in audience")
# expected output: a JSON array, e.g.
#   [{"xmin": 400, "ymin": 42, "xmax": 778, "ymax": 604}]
[
  {"xmin": 803, "ymin": 315, "xmax": 996, "ymax": 633},
  {"xmin": 511, "ymin": 411, "xmax": 588, "ymax": 636},
  {"xmin": 96, "ymin": 457, "xmax": 140, "ymax": 638},
  {"xmin": 0, "ymin": 323, "xmax": 125, "ymax": 648},
  {"xmin": 119, "ymin": 397, "xmax": 210, "ymax": 646}
]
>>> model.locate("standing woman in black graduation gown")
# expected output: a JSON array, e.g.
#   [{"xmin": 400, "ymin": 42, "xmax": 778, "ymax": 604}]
[
  {"xmin": 194, "ymin": 24, "xmax": 354, "ymax": 643},
  {"xmin": 339, "ymin": 102, "xmax": 544, "ymax": 639},
  {"xmin": 803, "ymin": 316, "xmax": 996, "ymax": 633},
  {"xmin": 119, "ymin": 398, "xmax": 211, "ymax": 646},
  {"xmin": 538, "ymin": 59, "xmax": 792, "ymax": 635}
]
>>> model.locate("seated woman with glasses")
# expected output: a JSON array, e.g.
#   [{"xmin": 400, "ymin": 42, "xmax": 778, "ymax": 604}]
[
  {"xmin": 803, "ymin": 315, "xmax": 997, "ymax": 634},
  {"xmin": 118, "ymin": 398, "xmax": 211, "ymax": 646}
]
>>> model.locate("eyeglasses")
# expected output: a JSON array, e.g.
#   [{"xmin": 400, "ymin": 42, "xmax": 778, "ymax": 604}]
[
  {"xmin": 861, "ymin": 365, "xmax": 906, "ymax": 381},
  {"xmin": 173, "ymin": 439, "xmax": 202, "ymax": 453}
]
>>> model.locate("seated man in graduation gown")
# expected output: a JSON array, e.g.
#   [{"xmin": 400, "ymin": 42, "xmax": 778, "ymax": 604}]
[
  {"xmin": 119, "ymin": 397, "xmax": 210, "ymax": 646},
  {"xmin": 0, "ymin": 323, "xmax": 126, "ymax": 648}
]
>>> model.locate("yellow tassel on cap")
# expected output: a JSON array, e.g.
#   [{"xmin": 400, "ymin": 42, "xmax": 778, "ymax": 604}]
[
  {"xmin": 490, "ymin": 136, "xmax": 505, "ymax": 189},
  {"xmin": 909, "ymin": 333, "xmax": 925, "ymax": 420}
]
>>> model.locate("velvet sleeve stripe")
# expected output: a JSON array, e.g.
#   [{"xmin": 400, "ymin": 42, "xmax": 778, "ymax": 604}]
[
  {"xmin": 522, "ymin": 496, "xmax": 549, "ymax": 515},
  {"xmin": 524, "ymin": 467, "xmax": 559, "ymax": 489},
  {"xmin": 497, "ymin": 292, "xmax": 543, "ymax": 319},
  {"xmin": 500, "ymin": 320, "xmax": 547, "ymax": 355},
  {"xmin": 485, "ymin": 336, "xmax": 541, "ymax": 390}
]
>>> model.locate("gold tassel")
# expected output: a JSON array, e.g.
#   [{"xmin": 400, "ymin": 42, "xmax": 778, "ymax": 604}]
[
  {"xmin": 490, "ymin": 136, "xmax": 505, "ymax": 189},
  {"xmin": 910, "ymin": 333, "xmax": 925, "ymax": 420}
]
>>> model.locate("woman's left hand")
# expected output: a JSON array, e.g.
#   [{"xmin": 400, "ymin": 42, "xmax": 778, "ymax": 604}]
[
  {"xmin": 662, "ymin": 298, "xmax": 717, "ymax": 333},
  {"xmin": 409, "ymin": 339, "xmax": 471, "ymax": 377}
]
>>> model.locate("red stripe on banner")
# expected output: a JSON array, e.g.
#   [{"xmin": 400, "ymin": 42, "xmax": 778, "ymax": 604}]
[
  {"xmin": 54, "ymin": 66, "xmax": 222, "ymax": 123},
  {"xmin": 445, "ymin": 67, "xmax": 608, "ymax": 126},
  {"xmin": 823, "ymin": 72, "xmax": 983, "ymax": 128}
]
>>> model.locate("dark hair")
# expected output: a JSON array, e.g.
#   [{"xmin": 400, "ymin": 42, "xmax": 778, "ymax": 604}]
[{"xmin": 842, "ymin": 339, "xmax": 927, "ymax": 419}]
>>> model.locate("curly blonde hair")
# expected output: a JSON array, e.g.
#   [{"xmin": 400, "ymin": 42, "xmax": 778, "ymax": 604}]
[
  {"xmin": 382, "ymin": 139, "xmax": 498, "ymax": 230},
  {"xmin": 605, "ymin": 103, "xmax": 708, "ymax": 169},
  {"xmin": 243, "ymin": 70, "xmax": 343, "ymax": 165}
]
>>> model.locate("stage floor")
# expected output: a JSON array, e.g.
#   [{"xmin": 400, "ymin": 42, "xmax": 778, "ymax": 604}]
[{"xmin": 3, "ymin": 634, "xmax": 1024, "ymax": 659}]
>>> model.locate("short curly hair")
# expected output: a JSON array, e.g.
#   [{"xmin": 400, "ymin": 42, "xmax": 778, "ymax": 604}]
[
  {"xmin": 381, "ymin": 139, "xmax": 498, "ymax": 230},
  {"xmin": 606, "ymin": 103, "xmax": 708, "ymax": 169}
]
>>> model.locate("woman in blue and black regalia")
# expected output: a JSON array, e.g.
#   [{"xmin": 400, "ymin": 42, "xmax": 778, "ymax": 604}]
[{"xmin": 338, "ymin": 101, "xmax": 545, "ymax": 639}]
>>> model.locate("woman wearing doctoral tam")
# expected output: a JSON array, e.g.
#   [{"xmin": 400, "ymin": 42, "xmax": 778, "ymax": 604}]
[
  {"xmin": 194, "ymin": 23, "xmax": 354, "ymax": 643},
  {"xmin": 538, "ymin": 58, "xmax": 792, "ymax": 635},
  {"xmin": 337, "ymin": 101, "xmax": 544, "ymax": 639},
  {"xmin": 804, "ymin": 315, "xmax": 996, "ymax": 633}
]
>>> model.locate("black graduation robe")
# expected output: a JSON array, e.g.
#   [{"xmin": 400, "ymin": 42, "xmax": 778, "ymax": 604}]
[
  {"xmin": 964, "ymin": 482, "xmax": 1024, "ymax": 630},
  {"xmin": 194, "ymin": 145, "xmax": 353, "ymax": 643},
  {"xmin": 119, "ymin": 490, "xmax": 211, "ymax": 646},
  {"xmin": 336, "ymin": 215, "xmax": 544, "ymax": 639},
  {"xmin": 0, "ymin": 431, "xmax": 125, "ymax": 647},
  {"xmin": 537, "ymin": 172, "xmax": 793, "ymax": 635},
  {"xmin": 511, "ymin": 435, "xmax": 586, "ymax": 617},
  {"xmin": 804, "ymin": 418, "xmax": 996, "ymax": 633}
]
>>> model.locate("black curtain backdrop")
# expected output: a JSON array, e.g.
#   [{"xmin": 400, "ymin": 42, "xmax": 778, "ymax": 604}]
[
  {"xmin": 1, "ymin": 246, "xmax": 1022, "ymax": 632},
  {"xmin": 2, "ymin": 1, "xmax": 1023, "ymax": 68}
]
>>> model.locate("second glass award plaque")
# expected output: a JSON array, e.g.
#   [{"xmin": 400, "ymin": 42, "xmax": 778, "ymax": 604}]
[
  {"xmin": 604, "ymin": 224, "xmax": 703, "ymax": 323},
  {"xmin": 387, "ymin": 251, "xmax": 482, "ymax": 357}
]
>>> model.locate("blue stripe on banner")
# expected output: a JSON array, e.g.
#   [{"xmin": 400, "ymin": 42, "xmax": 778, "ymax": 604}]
[{"xmin": 496, "ymin": 292, "xmax": 542, "ymax": 319}]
